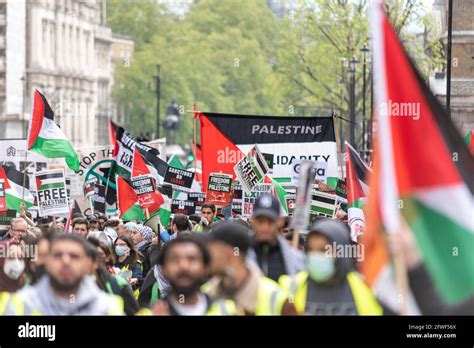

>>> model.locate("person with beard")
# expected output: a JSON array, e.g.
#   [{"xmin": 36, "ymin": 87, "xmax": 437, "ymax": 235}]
[
  {"xmin": 279, "ymin": 218, "xmax": 382, "ymax": 315},
  {"xmin": 3, "ymin": 233, "xmax": 124, "ymax": 315},
  {"xmin": 204, "ymin": 222, "xmax": 297, "ymax": 315},
  {"xmin": 247, "ymin": 194, "xmax": 305, "ymax": 282},
  {"xmin": 146, "ymin": 237, "xmax": 238, "ymax": 315}
]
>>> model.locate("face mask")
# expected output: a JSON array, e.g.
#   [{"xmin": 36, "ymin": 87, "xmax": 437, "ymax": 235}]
[
  {"xmin": 115, "ymin": 245, "xmax": 129, "ymax": 257},
  {"xmin": 3, "ymin": 259, "xmax": 25, "ymax": 280},
  {"xmin": 306, "ymin": 252, "xmax": 335, "ymax": 283}
]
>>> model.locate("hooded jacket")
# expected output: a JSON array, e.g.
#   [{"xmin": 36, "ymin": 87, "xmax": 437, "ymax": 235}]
[
  {"xmin": 4, "ymin": 275, "xmax": 124, "ymax": 315},
  {"xmin": 302, "ymin": 218, "xmax": 360, "ymax": 315}
]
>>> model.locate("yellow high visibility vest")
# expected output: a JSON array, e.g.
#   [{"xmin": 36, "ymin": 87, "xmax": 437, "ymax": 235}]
[
  {"xmin": 136, "ymin": 298, "xmax": 238, "ymax": 316},
  {"xmin": 0, "ymin": 292, "xmax": 10, "ymax": 315},
  {"xmin": 279, "ymin": 271, "xmax": 382, "ymax": 315},
  {"xmin": 254, "ymin": 277, "xmax": 288, "ymax": 316},
  {"xmin": 6, "ymin": 293, "xmax": 124, "ymax": 315}
]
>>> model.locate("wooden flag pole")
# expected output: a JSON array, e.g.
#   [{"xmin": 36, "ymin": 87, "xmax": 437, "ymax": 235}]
[{"xmin": 193, "ymin": 103, "xmax": 198, "ymax": 173}]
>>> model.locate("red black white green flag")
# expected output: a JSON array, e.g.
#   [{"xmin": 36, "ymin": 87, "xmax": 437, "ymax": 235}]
[
  {"xmin": 361, "ymin": 2, "xmax": 474, "ymax": 312},
  {"xmin": 27, "ymin": 90, "xmax": 79, "ymax": 171},
  {"xmin": 198, "ymin": 112, "xmax": 338, "ymax": 189}
]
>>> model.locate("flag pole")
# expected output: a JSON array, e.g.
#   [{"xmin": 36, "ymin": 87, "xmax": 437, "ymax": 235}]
[
  {"xmin": 333, "ymin": 109, "xmax": 344, "ymax": 178},
  {"xmin": 193, "ymin": 103, "xmax": 197, "ymax": 173},
  {"xmin": 21, "ymin": 145, "xmax": 29, "ymax": 203}
]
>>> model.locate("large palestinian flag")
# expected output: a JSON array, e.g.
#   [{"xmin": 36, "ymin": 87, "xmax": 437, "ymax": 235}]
[
  {"xmin": 361, "ymin": 2, "xmax": 474, "ymax": 313},
  {"xmin": 345, "ymin": 142, "xmax": 371, "ymax": 242},
  {"xmin": 0, "ymin": 165, "xmax": 34, "ymax": 212},
  {"xmin": 27, "ymin": 90, "xmax": 79, "ymax": 171},
  {"xmin": 109, "ymin": 120, "xmax": 168, "ymax": 183},
  {"xmin": 198, "ymin": 112, "xmax": 338, "ymax": 189}
]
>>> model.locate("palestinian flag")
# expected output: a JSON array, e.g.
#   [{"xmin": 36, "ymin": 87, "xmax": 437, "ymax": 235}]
[
  {"xmin": 361, "ymin": 2, "xmax": 474, "ymax": 313},
  {"xmin": 263, "ymin": 175, "xmax": 288, "ymax": 215},
  {"xmin": 198, "ymin": 112, "xmax": 338, "ymax": 189},
  {"xmin": 109, "ymin": 120, "xmax": 168, "ymax": 183},
  {"xmin": 0, "ymin": 165, "xmax": 34, "ymax": 212},
  {"xmin": 465, "ymin": 131, "xmax": 474, "ymax": 155},
  {"xmin": 116, "ymin": 175, "xmax": 145, "ymax": 221},
  {"xmin": 27, "ymin": 90, "xmax": 79, "ymax": 171},
  {"xmin": 345, "ymin": 142, "xmax": 372, "ymax": 242}
]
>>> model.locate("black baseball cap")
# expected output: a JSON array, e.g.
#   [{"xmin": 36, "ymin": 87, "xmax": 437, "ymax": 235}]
[
  {"xmin": 252, "ymin": 193, "xmax": 280, "ymax": 220},
  {"xmin": 205, "ymin": 221, "xmax": 251, "ymax": 254}
]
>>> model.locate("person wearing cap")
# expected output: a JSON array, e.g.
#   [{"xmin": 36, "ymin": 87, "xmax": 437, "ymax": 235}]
[
  {"xmin": 87, "ymin": 214, "xmax": 100, "ymax": 232},
  {"xmin": 279, "ymin": 218, "xmax": 383, "ymax": 315},
  {"xmin": 204, "ymin": 222, "xmax": 297, "ymax": 315},
  {"xmin": 247, "ymin": 194, "xmax": 305, "ymax": 282}
]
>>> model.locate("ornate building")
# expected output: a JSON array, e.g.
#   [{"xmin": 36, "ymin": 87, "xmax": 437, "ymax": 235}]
[
  {"xmin": 431, "ymin": 0, "xmax": 474, "ymax": 136},
  {"xmin": 0, "ymin": 0, "xmax": 133, "ymax": 146}
]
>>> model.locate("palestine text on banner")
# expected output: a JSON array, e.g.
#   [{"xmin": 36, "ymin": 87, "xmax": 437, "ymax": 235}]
[
  {"xmin": 36, "ymin": 169, "xmax": 69, "ymax": 217},
  {"xmin": 234, "ymin": 145, "xmax": 268, "ymax": 194},
  {"xmin": 199, "ymin": 112, "xmax": 338, "ymax": 189},
  {"xmin": 206, "ymin": 173, "xmax": 233, "ymax": 206}
]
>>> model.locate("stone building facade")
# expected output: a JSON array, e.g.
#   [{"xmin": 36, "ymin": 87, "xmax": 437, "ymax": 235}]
[
  {"xmin": 0, "ymin": 0, "xmax": 133, "ymax": 146},
  {"xmin": 431, "ymin": 0, "xmax": 474, "ymax": 136}
]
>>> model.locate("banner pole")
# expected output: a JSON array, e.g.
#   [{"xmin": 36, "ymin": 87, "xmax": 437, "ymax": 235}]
[{"xmin": 21, "ymin": 146, "xmax": 29, "ymax": 203}]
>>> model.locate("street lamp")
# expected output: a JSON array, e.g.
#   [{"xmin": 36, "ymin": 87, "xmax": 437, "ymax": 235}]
[
  {"xmin": 360, "ymin": 41, "xmax": 370, "ymax": 156},
  {"xmin": 163, "ymin": 98, "xmax": 180, "ymax": 144},
  {"xmin": 154, "ymin": 64, "xmax": 161, "ymax": 139},
  {"xmin": 348, "ymin": 53, "xmax": 359, "ymax": 147}
]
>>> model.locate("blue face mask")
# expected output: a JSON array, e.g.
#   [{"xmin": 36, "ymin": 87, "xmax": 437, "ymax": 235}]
[
  {"xmin": 115, "ymin": 245, "xmax": 129, "ymax": 257},
  {"xmin": 306, "ymin": 252, "xmax": 335, "ymax": 283}
]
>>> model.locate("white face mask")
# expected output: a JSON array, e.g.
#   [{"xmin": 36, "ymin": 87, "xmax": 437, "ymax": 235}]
[{"xmin": 3, "ymin": 259, "xmax": 25, "ymax": 280}]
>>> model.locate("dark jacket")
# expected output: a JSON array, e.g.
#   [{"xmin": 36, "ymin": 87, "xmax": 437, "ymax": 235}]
[
  {"xmin": 408, "ymin": 263, "xmax": 474, "ymax": 315},
  {"xmin": 104, "ymin": 272, "xmax": 139, "ymax": 316},
  {"xmin": 141, "ymin": 244, "xmax": 161, "ymax": 279},
  {"xmin": 138, "ymin": 264, "xmax": 171, "ymax": 308}
]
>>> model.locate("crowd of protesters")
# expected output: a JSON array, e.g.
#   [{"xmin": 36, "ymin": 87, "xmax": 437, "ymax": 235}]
[{"xmin": 0, "ymin": 195, "xmax": 472, "ymax": 316}]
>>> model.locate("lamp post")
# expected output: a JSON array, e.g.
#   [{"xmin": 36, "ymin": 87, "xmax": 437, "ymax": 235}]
[
  {"xmin": 360, "ymin": 42, "xmax": 370, "ymax": 156},
  {"xmin": 154, "ymin": 64, "xmax": 161, "ymax": 139},
  {"xmin": 163, "ymin": 98, "xmax": 180, "ymax": 145},
  {"xmin": 348, "ymin": 54, "xmax": 359, "ymax": 146}
]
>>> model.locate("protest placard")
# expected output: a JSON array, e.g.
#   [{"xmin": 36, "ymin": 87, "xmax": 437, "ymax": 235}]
[
  {"xmin": 242, "ymin": 183, "xmax": 272, "ymax": 218},
  {"xmin": 0, "ymin": 179, "xmax": 6, "ymax": 212},
  {"xmin": 311, "ymin": 188, "xmax": 337, "ymax": 218},
  {"xmin": 206, "ymin": 173, "xmax": 233, "ymax": 206},
  {"xmin": 171, "ymin": 199, "xmax": 196, "ymax": 215},
  {"xmin": 231, "ymin": 184, "xmax": 243, "ymax": 215},
  {"xmin": 291, "ymin": 161, "xmax": 315, "ymax": 231},
  {"xmin": 131, "ymin": 175, "xmax": 159, "ymax": 210},
  {"xmin": 188, "ymin": 192, "xmax": 205, "ymax": 213},
  {"xmin": 335, "ymin": 179, "xmax": 347, "ymax": 201},
  {"xmin": 93, "ymin": 184, "xmax": 106, "ymax": 214},
  {"xmin": 0, "ymin": 209, "xmax": 16, "ymax": 227},
  {"xmin": 163, "ymin": 166, "xmax": 195, "ymax": 192},
  {"xmin": 36, "ymin": 169, "xmax": 69, "ymax": 217},
  {"xmin": 234, "ymin": 145, "xmax": 269, "ymax": 194}
]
